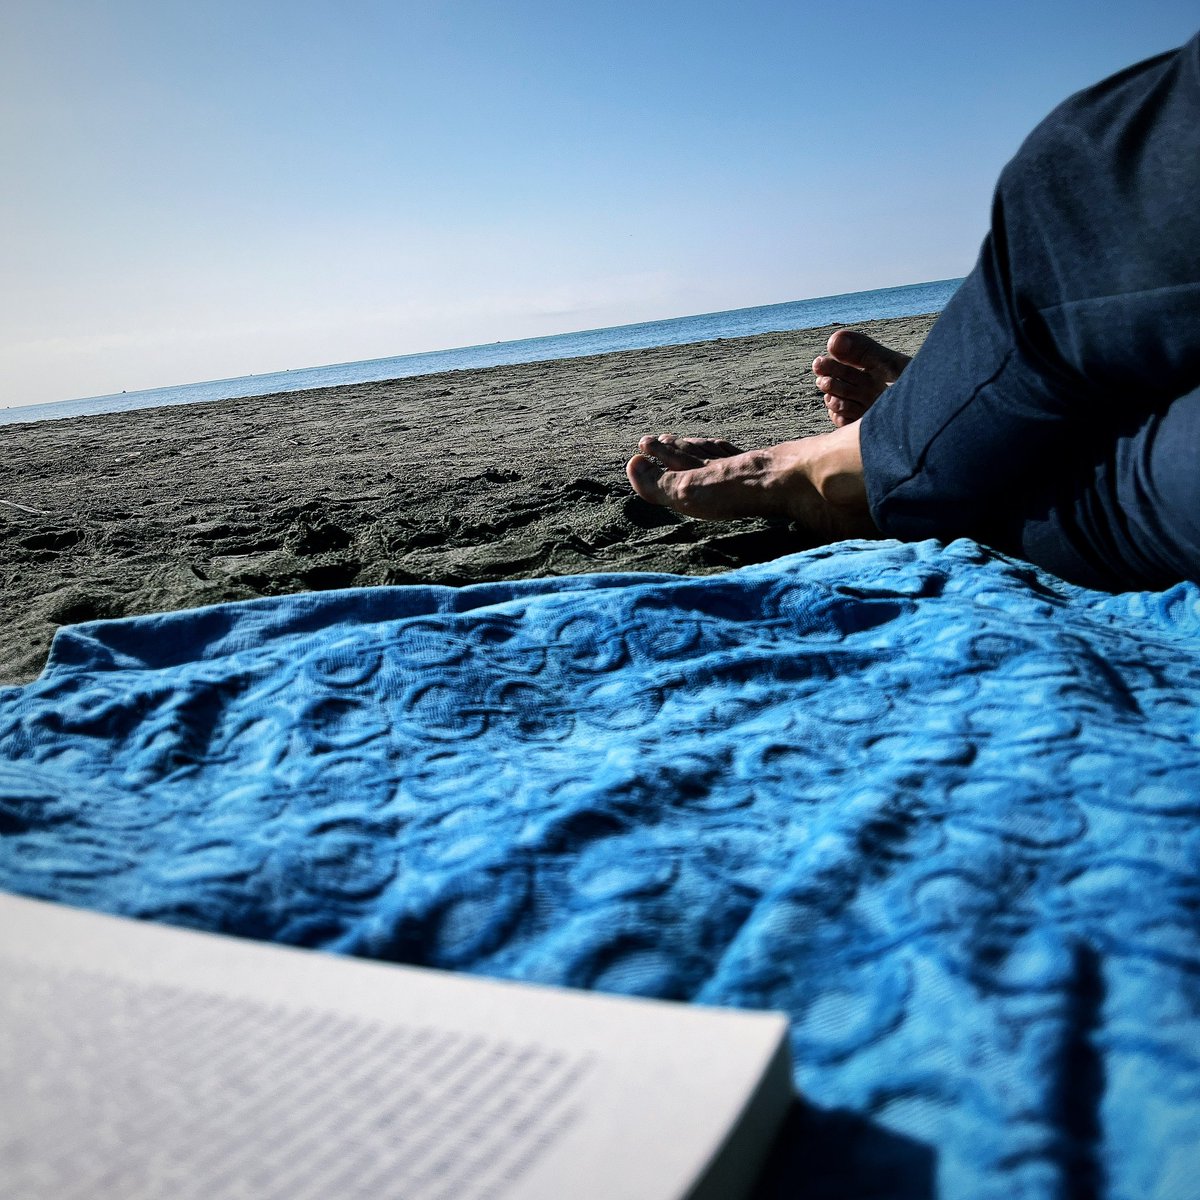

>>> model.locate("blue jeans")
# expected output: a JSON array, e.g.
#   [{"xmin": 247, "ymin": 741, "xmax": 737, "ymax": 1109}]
[{"xmin": 861, "ymin": 32, "xmax": 1200, "ymax": 591}]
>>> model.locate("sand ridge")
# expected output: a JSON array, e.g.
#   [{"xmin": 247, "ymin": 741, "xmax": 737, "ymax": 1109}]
[{"xmin": 0, "ymin": 315, "xmax": 935, "ymax": 685}]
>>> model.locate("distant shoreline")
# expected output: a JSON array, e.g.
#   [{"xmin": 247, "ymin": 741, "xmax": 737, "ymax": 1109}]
[{"xmin": 2, "ymin": 279, "xmax": 961, "ymax": 427}]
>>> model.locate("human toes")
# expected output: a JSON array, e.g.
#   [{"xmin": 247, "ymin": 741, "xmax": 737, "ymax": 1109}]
[
  {"xmin": 825, "ymin": 329, "xmax": 911, "ymax": 381},
  {"xmin": 627, "ymin": 453, "xmax": 741, "ymax": 519},
  {"xmin": 824, "ymin": 394, "xmax": 867, "ymax": 427},
  {"xmin": 638, "ymin": 432, "xmax": 689, "ymax": 456},
  {"xmin": 662, "ymin": 436, "xmax": 743, "ymax": 459},
  {"xmin": 638, "ymin": 435, "xmax": 707, "ymax": 470},
  {"xmin": 629, "ymin": 451, "xmax": 739, "ymax": 517},
  {"xmin": 639, "ymin": 434, "xmax": 744, "ymax": 466},
  {"xmin": 812, "ymin": 358, "xmax": 883, "ymax": 405},
  {"xmin": 627, "ymin": 453, "xmax": 679, "ymax": 507}
]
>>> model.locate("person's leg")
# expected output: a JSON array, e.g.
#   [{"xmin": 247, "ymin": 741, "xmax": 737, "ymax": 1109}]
[
  {"xmin": 1013, "ymin": 383, "xmax": 1200, "ymax": 591},
  {"xmin": 628, "ymin": 35, "xmax": 1200, "ymax": 588},
  {"xmin": 863, "ymin": 33, "xmax": 1200, "ymax": 549},
  {"xmin": 626, "ymin": 385, "xmax": 1200, "ymax": 591}
]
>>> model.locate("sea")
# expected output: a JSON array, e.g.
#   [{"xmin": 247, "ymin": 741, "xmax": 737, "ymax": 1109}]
[{"xmin": 2, "ymin": 277, "xmax": 962, "ymax": 427}]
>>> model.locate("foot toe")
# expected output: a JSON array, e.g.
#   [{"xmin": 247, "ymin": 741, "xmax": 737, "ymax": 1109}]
[
  {"xmin": 626, "ymin": 453, "xmax": 667, "ymax": 505},
  {"xmin": 825, "ymin": 395, "xmax": 866, "ymax": 426},
  {"xmin": 670, "ymin": 436, "xmax": 743, "ymax": 460},
  {"xmin": 815, "ymin": 367, "xmax": 880, "ymax": 406},
  {"xmin": 639, "ymin": 436, "xmax": 706, "ymax": 470},
  {"xmin": 826, "ymin": 329, "xmax": 910, "ymax": 380}
]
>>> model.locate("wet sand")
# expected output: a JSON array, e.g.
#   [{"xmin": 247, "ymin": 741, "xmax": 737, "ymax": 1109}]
[{"xmin": 0, "ymin": 315, "xmax": 935, "ymax": 685}]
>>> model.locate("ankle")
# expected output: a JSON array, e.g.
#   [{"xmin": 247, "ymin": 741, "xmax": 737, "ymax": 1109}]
[{"xmin": 809, "ymin": 424, "xmax": 868, "ymax": 509}]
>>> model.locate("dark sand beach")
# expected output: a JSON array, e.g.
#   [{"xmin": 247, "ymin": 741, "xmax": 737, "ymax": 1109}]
[{"xmin": 0, "ymin": 315, "xmax": 934, "ymax": 686}]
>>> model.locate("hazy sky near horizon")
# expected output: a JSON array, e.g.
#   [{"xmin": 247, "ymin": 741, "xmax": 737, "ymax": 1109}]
[{"xmin": 2, "ymin": 2, "xmax": 1197, "ymax": 407}]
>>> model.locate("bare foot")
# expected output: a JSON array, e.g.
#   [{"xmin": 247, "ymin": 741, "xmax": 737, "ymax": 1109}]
[
  {"xmin": 813, "ymin": 329, "xmax": 912, "ymax": 427},
  {"xmin": 628, "ymin": 423, "xmax": 878, "ymax": 542}
]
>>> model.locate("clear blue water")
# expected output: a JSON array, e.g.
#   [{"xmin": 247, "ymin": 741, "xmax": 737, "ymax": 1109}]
[{"xmin": 2, "ymin": 277, "xmax": 962, "ymax": 427}]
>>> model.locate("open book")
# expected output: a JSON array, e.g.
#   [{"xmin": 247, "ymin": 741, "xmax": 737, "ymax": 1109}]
[{"xmin": 0, "ymin": 892, "xmax": 792, "ymax": 1199}]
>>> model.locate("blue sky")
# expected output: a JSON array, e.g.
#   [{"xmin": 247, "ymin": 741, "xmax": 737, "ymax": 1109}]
[{"xmin": 2, "ymin": 1, "xmax": 1196, "ymax": 406}]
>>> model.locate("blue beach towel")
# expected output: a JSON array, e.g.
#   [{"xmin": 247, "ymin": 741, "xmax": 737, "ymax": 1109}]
[{"xmin": 2, "ymin": 538, "xmax": 1199, "ymax": 1197}]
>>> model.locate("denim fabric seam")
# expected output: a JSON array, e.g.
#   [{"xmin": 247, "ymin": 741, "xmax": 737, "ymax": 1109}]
[
  {"xmin": 868, "ymin": 346, "xmax": 1018, "ymax": 512},
  {"xmin": 1034, "ymin": 278, "xmax": 1200, "ymax": 318}
]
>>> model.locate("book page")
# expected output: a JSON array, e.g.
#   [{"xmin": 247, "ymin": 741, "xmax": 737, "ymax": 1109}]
[{"xmin": 0, "ymin": 893, "xmax": 792, "ymax": 1200}]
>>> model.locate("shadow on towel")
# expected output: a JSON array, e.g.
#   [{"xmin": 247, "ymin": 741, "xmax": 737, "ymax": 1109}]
[{"xmin": 752, "ymin": 1100, "xmax": 937, "ymax": 1199}]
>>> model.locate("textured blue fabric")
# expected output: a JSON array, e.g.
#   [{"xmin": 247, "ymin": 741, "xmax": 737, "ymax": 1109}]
[{"xmin": 2, "ymin": 538, "xmax": 1200, "ymax": 1196}]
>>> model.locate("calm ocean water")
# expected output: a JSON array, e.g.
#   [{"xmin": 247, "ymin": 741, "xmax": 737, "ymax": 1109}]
[{"xmin": 3, "ymin": 278, "xmax": 961, "ymax": 427}]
